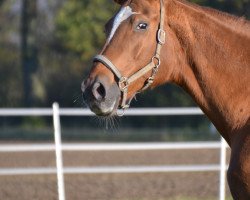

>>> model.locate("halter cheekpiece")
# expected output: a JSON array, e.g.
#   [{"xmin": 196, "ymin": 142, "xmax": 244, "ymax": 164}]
[{"xmin": 93, "ymin": 0, "xmax": 165, "ymax": 113}]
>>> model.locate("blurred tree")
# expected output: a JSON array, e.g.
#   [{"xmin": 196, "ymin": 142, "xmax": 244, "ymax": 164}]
[
  {"xmin": 21, "ymin": 0, "xmax": 38, "ymax": 107},
  {"xmin": 36, "ymin": 0, "xmax": 118, "ymax": 107},
  {"xmin": 193, "ymin": 0, "xmax": 250, "ymax": 19},
  {"xmin": 0, "ymin": 0, "xmax": 4, "ymax": 6},
  {"xmin": 55, "ymin": 0, "xmax": 118, "ymax": 61},
  {"xmin": 0, "ymin": 48, "xmax": 22, "ymax": 107},
  {"xmin": 0, "ymin": 1, "xmax": 23, "ymax": 107}
]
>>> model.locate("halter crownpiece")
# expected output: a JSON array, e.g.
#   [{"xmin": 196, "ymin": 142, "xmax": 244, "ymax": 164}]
[{"xmin": 93, "ymin": 0, "xmax": 165, "ymax": 112}]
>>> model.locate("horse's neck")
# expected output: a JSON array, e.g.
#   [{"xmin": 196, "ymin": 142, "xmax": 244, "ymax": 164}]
[{"xmin": 167, "ymin": 0, "xmax": 250, "ymax": 142}]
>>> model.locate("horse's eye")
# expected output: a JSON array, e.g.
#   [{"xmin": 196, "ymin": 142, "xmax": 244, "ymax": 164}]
[{"xmin": 136, "ymin": 22, "xmax": 148, "ymax": 30}]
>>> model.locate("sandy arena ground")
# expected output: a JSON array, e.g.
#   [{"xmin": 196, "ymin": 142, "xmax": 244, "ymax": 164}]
[{"xmin": 0, "ymin": 147, "xmax": 232, "ymax": 200}]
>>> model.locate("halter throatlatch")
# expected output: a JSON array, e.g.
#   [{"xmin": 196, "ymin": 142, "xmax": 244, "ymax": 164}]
[{"xmin": 93, "ymin": 0, "xmax": 165, "ymax": 114}]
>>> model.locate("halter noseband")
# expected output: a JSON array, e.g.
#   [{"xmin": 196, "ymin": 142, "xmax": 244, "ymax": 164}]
[{"xmin": 93, "ymin": 0, "xmax": 165, "ymax": 111}]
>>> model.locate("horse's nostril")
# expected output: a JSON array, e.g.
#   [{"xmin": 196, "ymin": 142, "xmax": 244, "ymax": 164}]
[
  {"xmin": 92, "ymin": 82, "xmax": 106, "ymax": 101},
  {"xmin": 97, "ymin": 84, "xmax": 106, "ymax": 98}
]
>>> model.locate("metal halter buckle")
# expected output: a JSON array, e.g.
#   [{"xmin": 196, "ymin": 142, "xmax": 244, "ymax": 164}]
[
  {"xmin": 157, "ymin": 29, "xmax": 166, "ymax": 45},
  {"xmin": 118, "ymin": 77, "xmax": 129, "ymax": 91}
]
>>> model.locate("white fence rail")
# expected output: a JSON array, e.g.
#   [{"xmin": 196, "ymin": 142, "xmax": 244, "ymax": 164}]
[
  {"xmin": 0, "ymin": 142, "xmax": 223, "ymax": 152},
  {"xmin": 0, "ymin": 107, "xmax": 203, "ymax": 116},
  {"xmin": 0, "ymin": 104, "xmax": 229, "ymax": 200}
]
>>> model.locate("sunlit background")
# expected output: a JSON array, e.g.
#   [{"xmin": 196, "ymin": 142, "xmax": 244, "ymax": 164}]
[{"xmin": 0, "ymin": 0, "xmax": 249, "ymax": 199}]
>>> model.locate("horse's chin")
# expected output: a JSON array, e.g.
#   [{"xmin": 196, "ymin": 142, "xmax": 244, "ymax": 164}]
[
  {"xmin": 91, "ymin": 108, "xmax": 114, "ymax": 117},
  {"xmin": 89, "ymin": 99, "xmax": 119, "ymax": 117},
  {"xmin": 90, "ymin": 94, "xmax": 135, "ymax": 117}
]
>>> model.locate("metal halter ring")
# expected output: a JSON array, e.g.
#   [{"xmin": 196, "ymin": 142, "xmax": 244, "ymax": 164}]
[
  {"xmin": 116, "ymin": 108, "xmax": 126, "ymax": 117},
  {"xmin": 152, "ymin": 56, "xmax": 161, "ymax": 68},
  {"xmin": 118, "ymin": 77, "xmax": 129, "ymax": 91}
]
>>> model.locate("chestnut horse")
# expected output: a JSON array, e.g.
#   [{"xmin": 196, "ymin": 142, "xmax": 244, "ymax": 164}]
[{"xmin": 81, "ymin": 0, "xmax": 250, "ymax": 198}]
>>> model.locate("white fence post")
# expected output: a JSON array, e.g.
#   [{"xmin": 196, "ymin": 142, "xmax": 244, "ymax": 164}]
[
  {"xmin": 219, "ymin": 137, "xmax": 227, "ymax": 200},
  {"xmin": 53, "ymin": 103, "xmax": 66, "ymax": 200}
]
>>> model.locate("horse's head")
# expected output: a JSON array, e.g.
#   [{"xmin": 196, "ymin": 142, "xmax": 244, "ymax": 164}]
[{"xmin": 82, "ymin": 0, "xmax": 174, "ymax": 116}]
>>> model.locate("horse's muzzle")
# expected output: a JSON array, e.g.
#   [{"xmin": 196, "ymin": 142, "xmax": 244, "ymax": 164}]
[{"xmin": 81, "ymin": 75, "xmax": 120, "ymax": 116}]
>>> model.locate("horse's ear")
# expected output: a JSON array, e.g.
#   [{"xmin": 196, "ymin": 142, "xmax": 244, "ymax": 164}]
[{"xmin": 113, "ymin": 0, "xmax": 127, "ymax": 5}]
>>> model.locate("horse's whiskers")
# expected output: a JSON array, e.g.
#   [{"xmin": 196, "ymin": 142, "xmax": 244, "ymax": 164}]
[
  {"xmin": 72, "ymin": 92, "xmax": 86, "ymax": 107},
  {"xmin": 92, "ymin": 114, "xmax": 120, "ymax": 132}
]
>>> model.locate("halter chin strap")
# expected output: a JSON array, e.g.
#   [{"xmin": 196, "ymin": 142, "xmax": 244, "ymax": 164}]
[{"xmin": 93, "ymin": 0, "xmax": 165, "ymax": 110}]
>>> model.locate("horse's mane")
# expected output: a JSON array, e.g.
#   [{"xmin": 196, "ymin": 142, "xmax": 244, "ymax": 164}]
[
  {"xmin": 175, "ymin": 0, "xmax": 250, "ymax": 37},
  {"xmin": 201, "ymin": 6, "xmax": 250, "ymax": 34}
]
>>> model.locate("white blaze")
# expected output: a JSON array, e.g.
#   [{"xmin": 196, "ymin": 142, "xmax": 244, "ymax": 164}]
[{"xmin": 107, "ymin": 6, "xmax": 136, "ymax": 43}]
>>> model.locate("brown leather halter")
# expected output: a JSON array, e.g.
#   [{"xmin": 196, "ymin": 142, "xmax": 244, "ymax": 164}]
[{"xmin": 93, "ymin": 0, "xmax": 165, "ymax": 111}]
